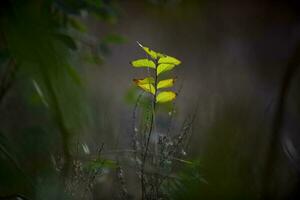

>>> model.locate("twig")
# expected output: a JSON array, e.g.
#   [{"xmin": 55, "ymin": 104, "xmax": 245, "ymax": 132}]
[
  {"xmin": 141, "ymin": 58, "xmax": 158, "ymax": 200},
  {"xmin": 116, "ymin": 163, "xmax": 129, "ymax": 200}
]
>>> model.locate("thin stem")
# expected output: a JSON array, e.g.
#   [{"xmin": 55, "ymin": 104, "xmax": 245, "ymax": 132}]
[{"xmin": 141, "ymin": 59, "xmax": 158, "ymax": 200}]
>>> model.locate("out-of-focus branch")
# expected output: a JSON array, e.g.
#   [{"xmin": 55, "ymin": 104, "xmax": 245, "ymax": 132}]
[
  {"xmin": 0, "ymin": 30, "xmax": 18, "ymax": 105},
  {"xmin": 0, "ymin": 58, "xmax": 17, "ymax": 105},
  {"xmin": 262, "ymin": 44, "xmax": 300, "ymax": 197}
]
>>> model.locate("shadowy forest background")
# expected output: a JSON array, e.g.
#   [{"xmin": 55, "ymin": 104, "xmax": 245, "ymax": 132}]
[{"xmin": 1, "ymin": 0, "xmax": 300, "ymax": 199}]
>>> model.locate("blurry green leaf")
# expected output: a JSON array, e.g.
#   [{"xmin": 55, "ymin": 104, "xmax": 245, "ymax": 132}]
[
  {"xmin": 86, "ymin": 0, "xmax": 104, "ymax": 9},
  {"xmin": 54, "ymin": 33, "xmax": 77, "ymax": 50},
  {"xmin": 68, "ymin": 17, "xmax": 87, "ymax": 32},
  {"xmin": 124, "ymin": 86, "xmax": 139, "ymax": 104},
  {"xmin": 88, "ymin": 1, "xmax": 119, "ymax": 23},
  {"xmin": 162, "ymin": 160, "xmax": 205, "ymax": 200},
  {"xmin": 66, "ymin": 64, "xmax": 82, "ymax": 85}
]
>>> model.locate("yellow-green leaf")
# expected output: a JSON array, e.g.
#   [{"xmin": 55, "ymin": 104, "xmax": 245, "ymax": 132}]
[
  {"xmin": 157, "ymin": 52, "xmax": 166, "ymax": 58},
  {"xmin": 156, "ymin": 91, "xmax": 176, "ymax": 103},
  {"xmin": 137, "ymin": 42, "xmax": 164, "ymax": 59},
  {"xmin": 157, "ymin": 63, "xmax": 175, "ymax": 76},
  {"xmin": 158, "ymin": 56, "xmax": 181, "ymax": 65},
  {"xmin": 157, "ymin": 78, "xmax": 175, "ymax": 89},
  {"xmin": 133, "ymin": 79, "xmax": 156, "ymax": 95},
  {"xmin": 131, "ymin": 59, "xmax": 156, "ymax": 69},
  {"xmin": 134, "ymin": 77, "xmax": 155, "ymax": 84}
]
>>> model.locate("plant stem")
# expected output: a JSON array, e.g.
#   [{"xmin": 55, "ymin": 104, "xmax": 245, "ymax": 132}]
[{"xmin": 141, "ymin": 59, "xmax": 158, "ymax": 199}]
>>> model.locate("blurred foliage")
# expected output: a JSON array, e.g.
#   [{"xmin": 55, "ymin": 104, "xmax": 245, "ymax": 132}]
[
  {"xmin": 0, "ymin": 0, "xmax": 122, "ymax": 198},
  {"xmin": 85, "ymin": 158, "xmax": 117, "ymax": 171},
  {"xmin": 196, "ymin": 105, "xmax": 266, "ymax": 200},
  {"xmin": 161, "ymin": 160, "xmax": 206, "ymax": 200}
]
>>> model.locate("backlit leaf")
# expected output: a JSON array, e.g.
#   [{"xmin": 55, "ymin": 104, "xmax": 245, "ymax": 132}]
[
  {"xmin": 158, "ymin": 56, "xmax": 181, "ymax": 65},
  {"xmin": 157, "ymin": 78, "xmax": 175, "ymax": 89},
  {"xmin": 137, "ymin": 42, "xmax": 165, "ymax": 59},
  {"xmin": 131, "ymin": 59, "xmax": 156, "ymax": 69},
  {"xmin": 134, "ymin": 77, "xmax": 155, "ymax": 84},
  {"xmin": 157, "ymin": 63, "xmax": 175, "ymax": 76},
  {"xmin": 156, "ymin": 91, "xmax": 176, "ymax": 103},
  {"xmin": 133, "ymin": 78, "xmax": 156, "ymax": 95}
]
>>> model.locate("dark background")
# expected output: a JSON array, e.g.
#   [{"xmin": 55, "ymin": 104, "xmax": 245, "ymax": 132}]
[{"xmin": 1, "ymin": 0, "xmax": 300, "ymax": 199}]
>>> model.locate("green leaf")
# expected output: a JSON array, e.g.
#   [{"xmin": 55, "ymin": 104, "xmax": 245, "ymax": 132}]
[
  {"xmin": 131, "ymin": 59, "xmax": 156, "ymax": 69},
  {"xmin": 137, "ymin": 42, "xmax": 165, "ymax": 59},
  {"xmin": 156, "ymin": 91, "xmax": 176, "ymax": 103},
  {"xmin": 124, "ymin": 86, "xmax": 139, "ymax": 104},
  {"xmin": 134, "ymin": 77, "xmax": 154, "ymax": 84},
  {"xmin": 157, "ymin": 63, "xmax": 175, "ymax": 76},
  {"xmin": 133, "ymin": 78, "xmax": 156, "ymax": 95},
  {"xmin": 157, "ymin": 78, "xmax": 175, "ymax": 89},
  {"xmin": 158, "ymin": 56, "xmax": 181, "ymax": 65}
]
